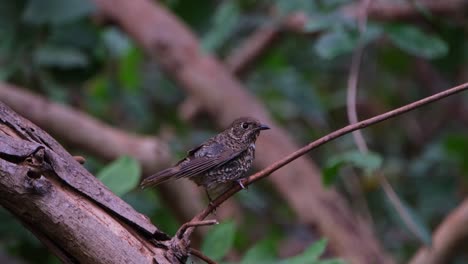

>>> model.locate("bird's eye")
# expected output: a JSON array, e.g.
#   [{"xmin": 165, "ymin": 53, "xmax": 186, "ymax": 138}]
[{"xmin": 241, "ymin": 122, "xmax": 249, "ymax": 129}]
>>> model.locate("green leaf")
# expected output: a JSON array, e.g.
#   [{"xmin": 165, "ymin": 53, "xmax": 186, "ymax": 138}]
[
  {"xmin": 201, "ymin": 221, "xmax": 236, "ymax": 261},
  {"xmin": 241, "ymin": 239, "xmax": 277, "ymax": 264},
  {"xmin": 274, "ymin": 0, "xmax": 317, "ymax": 16},
  {"xmin": 387, "ymin": 24, "xmax": 448, "ymax": 59},
  {"xmin": 103, "ymin": 28, "xmax": 132, "ymax": 58},
  {"xmin": 279, "ymin": 239, "xmax": 327, "ymax": 264},
  {"xmin": 0, "ymin": 1, "xmax": 23, "ymax": 38},
  {"xmin": 119, "ymin": 47, "xmax": 142, "ymax": 91},
  {"xmin": 34, "ymin": 45, "xmax": 89, "ymax": 68},
  {"xmin": 322, "ymin": 151, "xmax": 383, "ymax": 185},
  {"xmin": 443, "ymin": 134, "xmax": 468, "ymax": 173},
  {"xmin": 314, "ymin": 28, "xmax": 357, "ymax": 59},
  {"xmin": 97, "ymin": 156, "xmax": 141, "ymax": 197},
  {"xmin": 23, "ymin": 0, "xmax": 95, "ymax": 25},
  {"xmin": 322, "ymin": 162, "xmax": 342, "ymax": 186},
  {"xmin": 303, "ymin": 14, "xmax": 340, "ymax": 33},
  {"xmin": 202, "ymin": 1, "xmax": 240, "ymax": 51},
  {"xmin": 313, "ymin": 23, "xmax": 382, "ymax": 59}
]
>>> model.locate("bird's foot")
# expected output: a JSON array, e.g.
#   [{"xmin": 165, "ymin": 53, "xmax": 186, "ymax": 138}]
[
  {"xmin": 205, "ymin": 189, "xmax": 218, "ymax": 215},
  {"xmin": 237, "ymin": 180, "xmax": 248, "ymax": 190},
  {"xmin": 208, "ymin": 201, "xmax": 218, "ymax": 215}
]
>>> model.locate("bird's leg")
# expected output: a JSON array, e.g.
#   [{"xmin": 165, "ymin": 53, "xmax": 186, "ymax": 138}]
[
  {"xmin": 205, "ymin": 189, "xmax": 213, "ymax": 204},
  {"xmin": 205, "ymin": 189, "xmax": 217, "ymax": 215}
]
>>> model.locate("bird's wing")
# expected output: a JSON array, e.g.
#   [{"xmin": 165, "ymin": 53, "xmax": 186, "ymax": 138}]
[
  {"xmin": 140, "ymin": 143, "xmax": 245, "ymax": 188},
  {"xmin": 175, "ymin": 144, "xmax": 244, "ymax": 178}
]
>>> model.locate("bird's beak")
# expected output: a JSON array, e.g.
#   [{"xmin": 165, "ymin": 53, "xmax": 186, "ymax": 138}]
[{"xmin": 258, "ymin": 124, "xmax": 270, "ymax": 131}]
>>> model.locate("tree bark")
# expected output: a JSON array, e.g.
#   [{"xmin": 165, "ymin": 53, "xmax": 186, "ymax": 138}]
[
  {"xmin": 0, "ymin": 83, "xmax": 242, "ymax": 241},
  {"xmin": 0, "ymin": 101, "xmax": 181, "ymax": 263}
]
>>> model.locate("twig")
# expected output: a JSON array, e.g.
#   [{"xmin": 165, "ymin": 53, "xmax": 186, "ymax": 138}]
[
  {"xmin": 379, "ymin": 174, "xmax": 424, "ymax": 241},
  {"xmin": 344, "ymin": 0, "xmax": 374, "ymax": 225},
  {"xmin": 0, "ymin": 83, "xmax": 211, "ymax": 235},
  {"xmin": 345, "ymin": 0, "xmax": 428, "ymax": 245},
  {"xmin": 93, "ymin": 0, "xmax": 466, "ymax": 261},
  {"xmin": 190, "ymin": 248, "xmax": 218, "ymax": 264},
  {"xmin": 346, "ymin": 0, "xmax": 372, "ymax": 154},
  {"xmin": 176, "ymin": 220, "xmax": 218, "ymax": 239},
  {"xmin": 185, "ymin": 81, "xmax": 468, "ymax": 231}
]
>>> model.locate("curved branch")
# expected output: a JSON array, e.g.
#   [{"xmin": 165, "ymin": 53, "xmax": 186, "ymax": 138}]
[
  {"xmin": 0, "ymin": 83, "xmax": 213, "ymax": 228},
  {"xmin": 0, "ymin": 83, "xmax": 170, "ymax": 171},
  {"xmin": 184, "ymin": 81, "xmax": 468, "ymax": 232},
  {"xmin": 409, "ymin": 198, "xmax": 468, "ymax": 264},
  {"xmin": 92, "ymin": 0, "xmax": 393, "ymax": 262}
]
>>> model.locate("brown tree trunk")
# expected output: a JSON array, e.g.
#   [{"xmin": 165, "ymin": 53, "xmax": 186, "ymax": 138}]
[{"xmin": 0, "ymin": 101, "xmax": 179, "ymax": 263}]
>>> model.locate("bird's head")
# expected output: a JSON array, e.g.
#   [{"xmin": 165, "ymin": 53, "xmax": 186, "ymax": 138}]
[{"xmin": 227, "ymin": 117, "xmax": 270, "ymax": 144}]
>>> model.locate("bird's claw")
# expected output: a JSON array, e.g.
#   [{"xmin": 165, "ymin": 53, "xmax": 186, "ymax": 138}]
[{"xmin": 237, "ymin": 180, "xmax": 247, "ymax": 190}]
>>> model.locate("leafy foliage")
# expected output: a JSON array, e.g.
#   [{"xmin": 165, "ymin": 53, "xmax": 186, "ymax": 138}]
[
  {"xmin": 201, "ymin": 221, "xmax": 237, "ymax": 261},
  {"xmin": 0, "ymin": 0, "xmax": 467, "ymax": 263},
  {"xmin": 323, "ymin": 151, "xmax": 382, "ymax": 185},
  {"xmin": 386, "ymin": 24, "xmax": 448, "ymax": 59},
  {"xmin": 199, "ymin": 223, "xmax": 343, "ymax": 264},
  {"xmin": 22, "ymin": 0, "xmax": 95, "ymax": 25},
  {"xmin": 97, "ymin": 156, "xmax": 141, "ymax": 197}
]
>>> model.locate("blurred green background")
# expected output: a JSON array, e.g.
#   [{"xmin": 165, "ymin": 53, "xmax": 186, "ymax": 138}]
[{"xmin": 1, "ymin": 0, "xmax": 468, "ymax": 263}]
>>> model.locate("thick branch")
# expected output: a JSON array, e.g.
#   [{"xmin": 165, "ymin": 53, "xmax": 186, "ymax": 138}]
[
  {"xmin": 0, "ymin": 83, "xmax": 170, "ymax": 170},
  {"xmin": 409, "ymin": 198, "xmax": 468, "ymax": 264},
  {"xmin": 188, "ymin": 82, "xmax": 468, "ymax": 222},
  {"xmin": 224, "ymin": 24, "xmax": 281, "ymax": 75},
  {"xmin": 92, "ymin": 0, "xmax": 393, "ymax": 263},
  {"xmin": 0, "ymin": 83, "xmax": 211, "ymax": 227},
  {"xmin": 0, "ymin": 102, "xmax": 180, "ymax": 263}
]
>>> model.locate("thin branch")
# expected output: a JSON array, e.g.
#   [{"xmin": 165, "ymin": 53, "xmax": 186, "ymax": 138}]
[
  {"xmin": 0, "ymin": 83, "xmax": 210, "ymax": 232},
  {"xmin": 343, "ymin": 0, "xmax": 374, "ymax": 225},
  {"xmin": 379, "ymin": 174, "xmax": 425, "ymax": 241},
  {"xmin": 190, "ymin": 248, "xmax": 218, "ymax": 264},
  {"xmin": 0, "ymin": 83, "xmax": 171, "ymax": 171},
  {"xmin": 176, "ymin": 220, "xmax": 218, "ymax": 239},
  {"xmin": 346, "ymin": 0, "xmax": 372, "ymax": 154},
  {"xmin": 186, "ymin": 81, "xmax": 468, "ymax": 228},
  {"xmin": 345, "ymin": 0, "xmax": 428, "ymax": 245}
]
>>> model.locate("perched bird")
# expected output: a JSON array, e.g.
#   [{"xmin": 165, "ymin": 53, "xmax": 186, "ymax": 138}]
[{"xmin": 141, "ymin": 117, "xmax": 269, "ymax": 200}]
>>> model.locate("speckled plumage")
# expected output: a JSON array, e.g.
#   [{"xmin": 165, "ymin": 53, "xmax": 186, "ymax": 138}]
[{"xmin": 141, "ymin": 117, "xmax": 269, "ymax": 198}]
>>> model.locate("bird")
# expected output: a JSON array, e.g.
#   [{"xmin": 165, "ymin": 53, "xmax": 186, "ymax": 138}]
[{"xmin": 140, "ymin": 117, "xmax": 270, "ymax": 201}]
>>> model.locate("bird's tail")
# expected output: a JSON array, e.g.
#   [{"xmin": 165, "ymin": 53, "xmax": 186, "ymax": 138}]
[{"xmin": 140, "ymin": 166, "xmax": 180, "ymax": 188}]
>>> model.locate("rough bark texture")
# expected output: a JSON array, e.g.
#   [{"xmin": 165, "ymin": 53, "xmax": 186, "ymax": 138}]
[
  {"xmin": 92, "ymin": 0, "xmax": 394, "ymax": 263},
  {"xmin": 0, "ymin": 83, "xmax": 242, "ymax": 241},
  {"xmin": 0, "ymin": 101, "xmax": 183, "ymax": 263}
]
